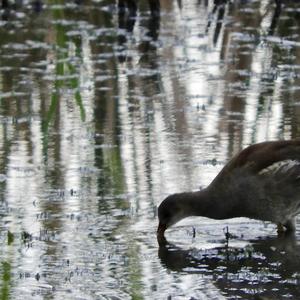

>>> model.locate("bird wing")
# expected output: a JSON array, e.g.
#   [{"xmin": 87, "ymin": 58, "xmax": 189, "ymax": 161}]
[
  {"xmin": 257, "ymin": 160, "xmax": 300, "ymax": 218},
  {"xmin": 258, "ymin": 159, "xmax": 300, "ymax": 192},
  {"xmin": 211, "ymin": 140, "xmax": 300, "ymax": 186}
]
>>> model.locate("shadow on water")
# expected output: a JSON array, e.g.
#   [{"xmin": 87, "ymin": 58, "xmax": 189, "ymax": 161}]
[{"xmin": 159, "ymin": 233, "xmax": 300, "ymax": 299}]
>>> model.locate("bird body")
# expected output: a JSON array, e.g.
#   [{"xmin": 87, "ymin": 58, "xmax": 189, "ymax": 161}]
[{"xmin": 157, "ymin": 140, "xmax": 300, "ymax": 239}]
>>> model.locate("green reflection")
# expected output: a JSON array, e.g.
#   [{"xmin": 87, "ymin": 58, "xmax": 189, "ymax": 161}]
[
  {"xmin": 0, "ymin": 261, "xmax": 11, "ymax": 300},
  {"xmin": 43, "ymin": 0, "xmax": 86, "ymax": 141},
  {"xmin": 103, "ymin": 147, "xmax": 125, "ymax": 195},
  {"xmin": 7, "ymin": 232, "xmax": 13, "ymax": 246},
  {"xmin": 69, "ymin": 63, "xmax": 86, "ymax": 122},
  {"xmin": 128, "ymin": 244, "xmax": 144, "ymax": 300}
]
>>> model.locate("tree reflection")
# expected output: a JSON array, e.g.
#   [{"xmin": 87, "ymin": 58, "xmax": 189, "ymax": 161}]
[{"xmin": 1, "ymin": 0, "xmax": 300, "ymax": 298}]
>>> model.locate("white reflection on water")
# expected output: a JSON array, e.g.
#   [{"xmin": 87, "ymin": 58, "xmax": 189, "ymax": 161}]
[{"xmin": 1, "ymin": 0, "xmax": 300, "ymax": 299}]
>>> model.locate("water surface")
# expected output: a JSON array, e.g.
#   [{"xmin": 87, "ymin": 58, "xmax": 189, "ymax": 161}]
[{"xmin": 1, "ymin": 0, "xmax": 300, "ymax": 299}]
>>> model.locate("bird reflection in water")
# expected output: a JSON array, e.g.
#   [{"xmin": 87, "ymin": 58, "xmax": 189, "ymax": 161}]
[{"xmin": 158, "ymin": 232, "xmax": 300, "ymax": 299}]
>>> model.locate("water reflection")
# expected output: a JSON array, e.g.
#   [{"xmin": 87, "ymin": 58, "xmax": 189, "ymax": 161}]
[
  {"xmin": 117, "ymin": 0, "xmax": 160, "ymax": 63},
  {"xmin": 159, "ymin": 233, "xmax": 300, "ymax": 299},
  {"xmin": 1, "ymin": 0, "xmax": 300, "ymax": 298}
]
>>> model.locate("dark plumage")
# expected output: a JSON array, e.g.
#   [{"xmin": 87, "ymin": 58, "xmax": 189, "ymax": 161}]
[{"xmin": 157, "ymin": 140, "xmax": 300, "ymax": 241}]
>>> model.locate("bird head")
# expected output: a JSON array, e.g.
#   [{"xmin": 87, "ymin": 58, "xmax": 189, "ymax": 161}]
[{"xmin": 157, "ymin": 194, "xmax": 187, "ymax": 240}]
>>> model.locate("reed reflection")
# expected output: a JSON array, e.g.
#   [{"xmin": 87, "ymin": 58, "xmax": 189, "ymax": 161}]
[
  {"xmin": 1, "ymin": 0, "xmax": 300, "ymax": 298},
  {"xmin": 117, "ymin": 0, "xmax": 160, "ymax": 62}
]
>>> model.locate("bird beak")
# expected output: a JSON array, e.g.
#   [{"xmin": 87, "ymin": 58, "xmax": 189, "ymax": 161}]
[
  {"xmin": 157, "ymin": 222, "xmax": 166, "ymax": 237},
  {"xmin": 157, "ymin": 222, "xmax": 167, "ymax": 245}
]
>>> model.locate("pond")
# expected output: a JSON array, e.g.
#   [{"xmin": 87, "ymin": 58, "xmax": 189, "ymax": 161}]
[{"xmin": 1, "ymin": 0, "xmax": 300, "ymax": 299}]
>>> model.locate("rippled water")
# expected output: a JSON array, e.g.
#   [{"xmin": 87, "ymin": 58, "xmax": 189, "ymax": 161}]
[{"xmin": 1, "ymin": 0, "xmax": 300, "ymax": 299}]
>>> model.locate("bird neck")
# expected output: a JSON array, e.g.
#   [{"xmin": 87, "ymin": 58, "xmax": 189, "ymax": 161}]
[{"xmin": 179, "ymin": 188, "xmax": 230, "ymax": 220}]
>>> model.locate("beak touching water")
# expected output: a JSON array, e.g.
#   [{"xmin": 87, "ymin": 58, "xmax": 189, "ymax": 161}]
[
  {"xmin": 157, "ymin": 222, "xmax": 167, "ymax": 244},
  {"xmin": 157, "ymin": 222, "xmax": 166, "ymax": 236}
]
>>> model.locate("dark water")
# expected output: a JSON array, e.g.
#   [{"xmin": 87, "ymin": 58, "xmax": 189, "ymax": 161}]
[{"xmin": 1, "ymin": 0, "xmax": 300, "ymax": 299}]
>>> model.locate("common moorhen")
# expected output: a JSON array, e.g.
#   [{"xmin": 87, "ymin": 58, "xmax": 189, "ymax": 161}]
[{"xmin": 157, "ymin": 140, "xmax": 300, "ymax": 240}]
